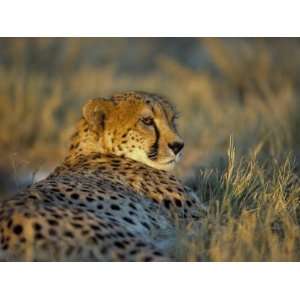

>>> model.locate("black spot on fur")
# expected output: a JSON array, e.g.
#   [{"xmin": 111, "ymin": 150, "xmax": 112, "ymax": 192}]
[
  {"xmin": 86, "ymin": 196, "xmax": 95, "ymax": 202},
  {"xmin": 35, "ymin": 233, "xmax": 44, "ymax": 240},
  {"xmin": 123, "ymin": 217, "xmax": 135, "ymax": 225},
  {"xmin": 64, "ymin": 231, "xmax": 74, "ymax": 238},
  {"xmin": 141, "ymin": 222, "xmax": 151, "ymax": 230},
  {"xmin": 97, "ymin": 204, "xmax": 103, "ymax": 209},
  {"xmin": 175, "ymin": 199, "xmax": 182, "ymax": 207},
  {"xmin": 33, "ymin": 223, "xmax": 42, "ymax": 231},
  {"xmin": 163, "ymin": 199, "xmax": 172, "ymax": 209},
  {"xmin": 48, "ymin": 219, "xmax": 58, "ymax": 226},
  {"xmin": 71, "ymin": 193, "xmax": 79, "ymax": 200},
  {"xmin": 111, "ymin": 204, "xmax": 120, "ymax": 210},
  {"xmin": 114, "ymin": 241, "xmax": 125, "ymax": 249},
  {"xmin": 13, "ymin": 224, "xmax": 23, "ymax": 235},
  {"xmin": 144, "ymin": 256, "xmax": 153, "ymax": 262}
]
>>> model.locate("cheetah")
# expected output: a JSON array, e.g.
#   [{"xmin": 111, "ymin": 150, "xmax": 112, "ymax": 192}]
[{"xmin": 0, "ymin": 91, "xmax": 202, "ymax": 261}]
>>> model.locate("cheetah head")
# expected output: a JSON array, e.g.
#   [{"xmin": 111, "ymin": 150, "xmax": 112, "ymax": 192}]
[{"xmin": 80, "ymin": 91, "xmax": 184, "ymax": 171}]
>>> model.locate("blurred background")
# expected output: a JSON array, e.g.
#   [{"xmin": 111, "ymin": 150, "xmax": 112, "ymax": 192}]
[{"xmin": 1, "ymin": 38, "xmax": 300, "ymax": 197}]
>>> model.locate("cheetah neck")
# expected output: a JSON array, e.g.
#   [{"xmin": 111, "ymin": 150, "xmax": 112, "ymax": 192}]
[
  {"xmin": 56, "ymin": 151, "xmax": 185, "ymax": 209},
  {"xmin": 67, "ymin": 118, "xmax": 108, "ymax": 161}
]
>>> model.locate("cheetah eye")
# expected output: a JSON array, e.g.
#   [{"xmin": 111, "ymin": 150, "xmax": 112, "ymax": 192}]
[{"xmin": 141, "ymin": 117, "xmax": 154, "ymax": 126}]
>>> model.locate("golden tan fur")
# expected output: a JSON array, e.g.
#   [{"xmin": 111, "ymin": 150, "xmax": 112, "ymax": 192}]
[
  {"xmin": 69, "ymin": 91, "xmax": 184, "ymax": 170},
  {"xmin": 0, "ymin": 91, "xmax": 201, "ymax": 261}
]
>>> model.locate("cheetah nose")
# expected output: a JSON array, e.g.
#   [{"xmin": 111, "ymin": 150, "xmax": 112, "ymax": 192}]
[{"xmin": 168, "ymin": 142, "xmax": 184, "ymax": 155}]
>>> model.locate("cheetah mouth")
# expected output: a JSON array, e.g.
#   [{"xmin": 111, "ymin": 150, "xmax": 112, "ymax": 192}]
[{"xmin": 163, "ymin": 159, "xmax": 175, "ymax": 164}]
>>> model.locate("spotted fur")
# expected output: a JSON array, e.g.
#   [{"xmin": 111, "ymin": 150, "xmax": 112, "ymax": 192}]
[{"xmin": 0, "ymin": 91, "xmax": 202, "ymax": 261}]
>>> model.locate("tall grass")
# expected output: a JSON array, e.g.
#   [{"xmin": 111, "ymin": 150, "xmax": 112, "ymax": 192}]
[{"xmin": 177, "ymin": 138, "xmax": 300, "ymax": 261}]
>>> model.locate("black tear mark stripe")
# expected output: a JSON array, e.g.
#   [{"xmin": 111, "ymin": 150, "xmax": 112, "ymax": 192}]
[{"xmin": 148, "ymin": 121, "xmax": 160, "ymax": 161}]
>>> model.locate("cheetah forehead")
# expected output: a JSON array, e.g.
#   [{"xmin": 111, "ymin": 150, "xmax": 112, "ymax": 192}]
[{"xmin": 92, "ymin": 91, "xmax": 177, "ymax": 115}]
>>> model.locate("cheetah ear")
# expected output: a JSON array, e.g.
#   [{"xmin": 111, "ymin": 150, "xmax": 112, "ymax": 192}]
[{"xmin": 82, "ymin": 99, "xmax": 110, "ymax": 135}]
